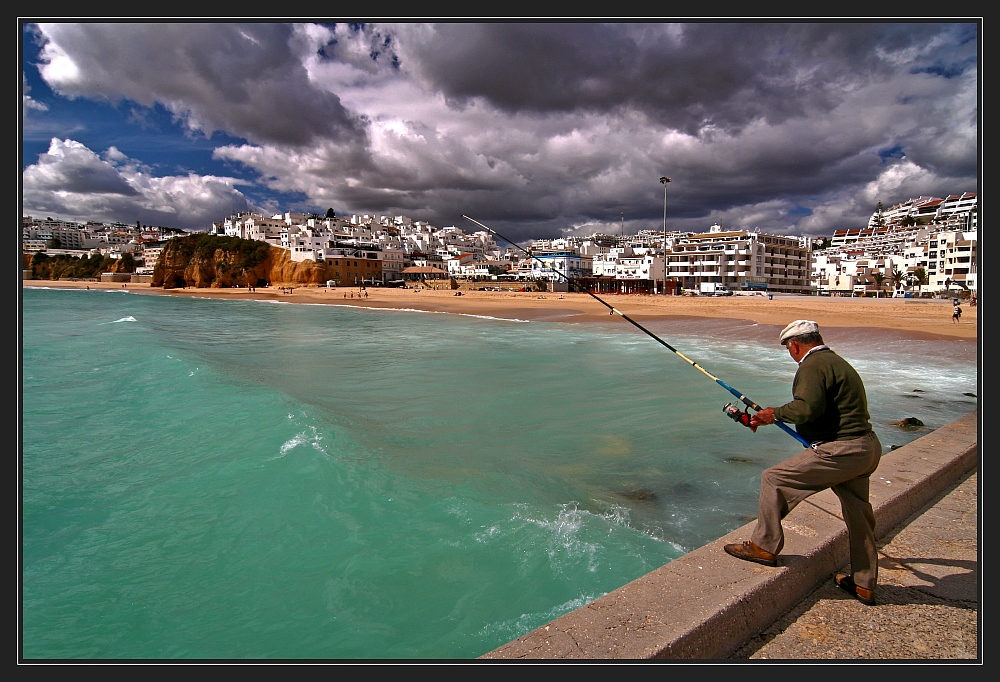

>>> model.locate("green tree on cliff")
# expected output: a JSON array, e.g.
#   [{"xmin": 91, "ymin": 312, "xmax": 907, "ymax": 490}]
[{"xmin": 153, "ymin": 233, "xmax": 272, "ymax": 288}]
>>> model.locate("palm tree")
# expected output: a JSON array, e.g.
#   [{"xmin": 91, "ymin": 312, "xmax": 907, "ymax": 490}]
[
  {"xmin": 889, "ymin": 269, "xmax": 905, "ymax": 293},
  {"xmin": 871, "ymin": 272, "xmax": 887, "ymax": 297},
  {"xmin": 910, "ymin": 267, "xmax": 929, "ymax": 296}
]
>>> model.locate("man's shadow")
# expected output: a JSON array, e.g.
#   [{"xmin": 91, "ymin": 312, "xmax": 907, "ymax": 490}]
[{"xmin": 871, "ymin": 553, "xmax": 978, "ymax": 607}]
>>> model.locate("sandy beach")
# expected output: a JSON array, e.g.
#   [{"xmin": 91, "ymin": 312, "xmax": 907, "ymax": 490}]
[{"xmin": 23, "ymin": 279, "xmax": 977, "ymax": 342}]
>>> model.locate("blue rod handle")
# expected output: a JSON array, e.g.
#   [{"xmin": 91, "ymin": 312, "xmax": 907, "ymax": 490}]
[{"xmin": 716, "ymin": 379, "xmax": 811, "ymax": 448}]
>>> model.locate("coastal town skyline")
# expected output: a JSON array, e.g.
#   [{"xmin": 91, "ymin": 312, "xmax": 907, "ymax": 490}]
[
  {"xmin": 23, "ymin": 188, "xmax": 976, "ymax": 244},
  {"xmin": 21, "ymin": 22, "xmax": 978, "ymax": 242},
  {"xmin": 24, "ymin": 186, "xmax": 978, "ymax": 299}
]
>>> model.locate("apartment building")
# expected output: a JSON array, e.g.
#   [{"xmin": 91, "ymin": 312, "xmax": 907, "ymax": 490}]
[
  {"xmin": 379, "ymin": 247, "xmax": 407, "ymax": 282},
  {"xmin": 529, "ymin": 252, "xmax": 593, "ymax": 286},
  {"xmin": 525, "ymin": 226, "xmax": 811, "ymax": 294},
  {"xmin": 814, "ymin": 225, "xmax": 977, "ymax": 296},
  {"xmin": 921, "ymin": 229, "xmax": 977, "ymax": 293},
  {"xmin": 445, "ymin": 253, "xmax": 476, "ymax": 276},
  {"xmin": 872, "ymin": 196, "xmax": 943, "ymax": 227},
  {"xmin": 666, "ymin": 225, "xmax": 811, "ymax": 294},
  {"xmin": 22, "ymin": 223, "xmax": 92, "ymax": 251},
  {"xmin": 813, "ymin": 190, "xmax": 978, "ymax": 295},
  {"xmin": 865, "ymin": 193, "xmax": 977, "ymax": 232},
  {"xmin": 313, "ymin": 247, "xmax": 384, "ymax": 287},
  {"xmin": 616, "ymin": 252, "xmax": 665, "ymax": 294},
  {"xmin": 244, "ymin": 214, "xmax": 289, "ymax": 244}
]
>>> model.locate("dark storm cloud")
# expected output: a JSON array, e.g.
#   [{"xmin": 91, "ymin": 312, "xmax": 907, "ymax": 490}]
[
  {"xmin": 398, "ymin": 23, "xmax": 975, "ymax": 135},
  {"xmin": 22, "ymin": 21, "xmax": 979, "ymax": 239},
  {"xmin": 33, "ymin": 22, "xmax": 365, "ymax": 147}
]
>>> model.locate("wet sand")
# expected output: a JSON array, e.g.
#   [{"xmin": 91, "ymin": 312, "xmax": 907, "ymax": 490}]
[{"xmin": 22, "ymin": 280, "xmax": 978, "ymax": 342}]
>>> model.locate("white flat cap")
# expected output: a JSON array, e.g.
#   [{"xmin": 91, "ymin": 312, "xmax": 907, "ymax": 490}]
[{"xmin": 779, "ymin": 319, "xmax": 819, "ymax": 344}]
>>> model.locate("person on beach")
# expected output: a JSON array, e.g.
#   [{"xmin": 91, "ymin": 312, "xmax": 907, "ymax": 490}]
[
  {"xmin": 724, "ymin": 320, "xmax": 882, "ymax": 606},
  {"xmin": 953, "ymin": 304, "xmax": 962, "ymax": 324}
]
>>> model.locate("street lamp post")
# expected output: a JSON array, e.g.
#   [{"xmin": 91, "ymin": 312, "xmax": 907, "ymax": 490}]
[{"xmin": 660, "ymin": 176, "xmax": 671, "ymax": 294}]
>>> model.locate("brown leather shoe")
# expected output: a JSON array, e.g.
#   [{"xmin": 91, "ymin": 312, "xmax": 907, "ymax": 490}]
[
  {"xmin": 724, "ymin": 540, "xmax": 778, "ymax": 567},
  {"xmin": 835, "ymin": 572, "xmax": 876, "ymax": 605}
]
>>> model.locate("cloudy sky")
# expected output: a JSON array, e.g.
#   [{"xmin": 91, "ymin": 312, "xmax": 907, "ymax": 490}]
[{"xmin": 21, "ymin": 21, "xmax": 979, "ymax": 242}]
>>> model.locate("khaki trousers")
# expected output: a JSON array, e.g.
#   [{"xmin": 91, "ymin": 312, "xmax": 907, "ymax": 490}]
[{"xmin": 750, "ymin": 432, "xmax": 883, "ymax": 590}]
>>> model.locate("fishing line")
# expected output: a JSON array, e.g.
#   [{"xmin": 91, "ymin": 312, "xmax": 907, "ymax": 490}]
[{"xmin": 463, "ymin": 215, "xmax": 811, "ymax": 449}]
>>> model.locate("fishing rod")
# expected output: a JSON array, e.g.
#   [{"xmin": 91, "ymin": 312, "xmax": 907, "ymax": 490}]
[{"xmin": 463, "ymin": 215, "xmax": 811, "ymax": 449}]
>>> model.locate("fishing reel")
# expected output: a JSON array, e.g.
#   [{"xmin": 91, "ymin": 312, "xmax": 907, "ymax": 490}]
[{"xmin": 723, "ymin": 403, "xmax": 758, "ymax": 433}]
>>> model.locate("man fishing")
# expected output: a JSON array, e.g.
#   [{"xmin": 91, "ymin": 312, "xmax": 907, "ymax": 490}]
[
  {"xmin": 462, "ymin": 218, "xmax": 880, "ymax": 602},
  {"xmin": 723, "ymin": 320, "xmax": 883, "ymax": 606}
]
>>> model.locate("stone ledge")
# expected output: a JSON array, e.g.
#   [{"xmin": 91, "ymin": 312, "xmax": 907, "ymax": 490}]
[{"xmin": 481, "ymin": 410, "xmax": 978, "ymax": 660}]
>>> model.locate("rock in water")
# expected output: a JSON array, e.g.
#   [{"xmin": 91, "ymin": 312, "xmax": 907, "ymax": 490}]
[
  {"xmin": 894, "ymin": 417, "xmax": 924, "ymax": 428},
  {"xmin": 618, "ymin": 488, "xmax": 658, "ymax": 502}
]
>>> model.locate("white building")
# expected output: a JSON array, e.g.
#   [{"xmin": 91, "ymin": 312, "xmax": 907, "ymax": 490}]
[
  {"xmin": 667, "ymin": 225, "xmax": 812, "ymax": 294},
  {"xmin": 813, "ymin": 226, "xmax": 977, "ymax": 296},
  {"xmin": 380, "ymin": 247, "xmax": 407, "ymax": 282},
  {"xmin": 22, "ymin": 223, "xmax": 92, "ymax": 250},
  {"xmin": 616, "ymin": 252, "xmax": 665, "ymax": 293},
  {"xmin": 529, "ymin": 253, "xmax": 592, "ymax": 285},
  {"xmin": 925, "ymin": 229, "xmax": 977, "ymax": 293}
]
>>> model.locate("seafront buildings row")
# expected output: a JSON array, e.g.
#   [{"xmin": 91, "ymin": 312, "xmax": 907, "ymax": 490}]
[{"xmin": 22, "ymin": 193, "xmax": 977, "ymax": 296}]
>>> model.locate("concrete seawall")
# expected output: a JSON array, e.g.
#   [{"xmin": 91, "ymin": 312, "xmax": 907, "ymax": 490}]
[{"xmin": 481, "ymin": 410, "xmax": 978, "ymax": 660}]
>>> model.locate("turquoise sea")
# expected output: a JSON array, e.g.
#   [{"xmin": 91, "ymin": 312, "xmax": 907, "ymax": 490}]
[{"xmin": 20, "ymin": 287, "xmax": 978, "ymax": 659}]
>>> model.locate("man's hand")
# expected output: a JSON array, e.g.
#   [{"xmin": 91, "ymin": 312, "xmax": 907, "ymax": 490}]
[{"xmin": 750, "ymin": 407, "xmax": 776, "ymax": 428}]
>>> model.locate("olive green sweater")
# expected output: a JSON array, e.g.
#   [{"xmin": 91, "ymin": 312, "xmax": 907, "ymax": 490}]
[{"xmin": 773, "ymin": 347, "xmax": 873, "ymax": 444}]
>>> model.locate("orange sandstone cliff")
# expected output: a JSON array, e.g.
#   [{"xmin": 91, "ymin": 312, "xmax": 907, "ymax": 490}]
[{"xmin": 151, "ymin": 234, "xmax": 337, "ymax": 289}]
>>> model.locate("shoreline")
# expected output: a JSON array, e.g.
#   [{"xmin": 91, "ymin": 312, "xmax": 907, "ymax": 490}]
[{"xmin": 22, "ymin": 279, "xmax": 978, "ymax": 342}]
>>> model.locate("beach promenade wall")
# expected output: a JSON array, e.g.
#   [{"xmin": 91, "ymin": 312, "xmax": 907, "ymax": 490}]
[{"xmin": 481, "ymin": 409, "xmax": 978, "ymax": 660}]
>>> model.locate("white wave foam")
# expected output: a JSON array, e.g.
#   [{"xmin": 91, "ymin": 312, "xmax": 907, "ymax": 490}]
[
  {"xmin": 99, "ymin": 316, "xmax": 137, "ymax": 325},
  {"xmin": 478, "ymin": 591, "xmax": 604, "ymax": 641},
  {"xmin": 507, "ymin": 502, "xmax": 603, "ymax": 572},
  {"xmin": 240, "ymin": 297, "xmax": 530, "ymax": 322},
  {"xmin": 340, "ymin": 304, "xmax": 530, "ymax": 323},
  {"xmin": 273, "ymin": 424, "xmax": 327, "ymax": 460},
  {"xmin": 599, "ymin": 503, "xmax": 632, "ymax": 526}
]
